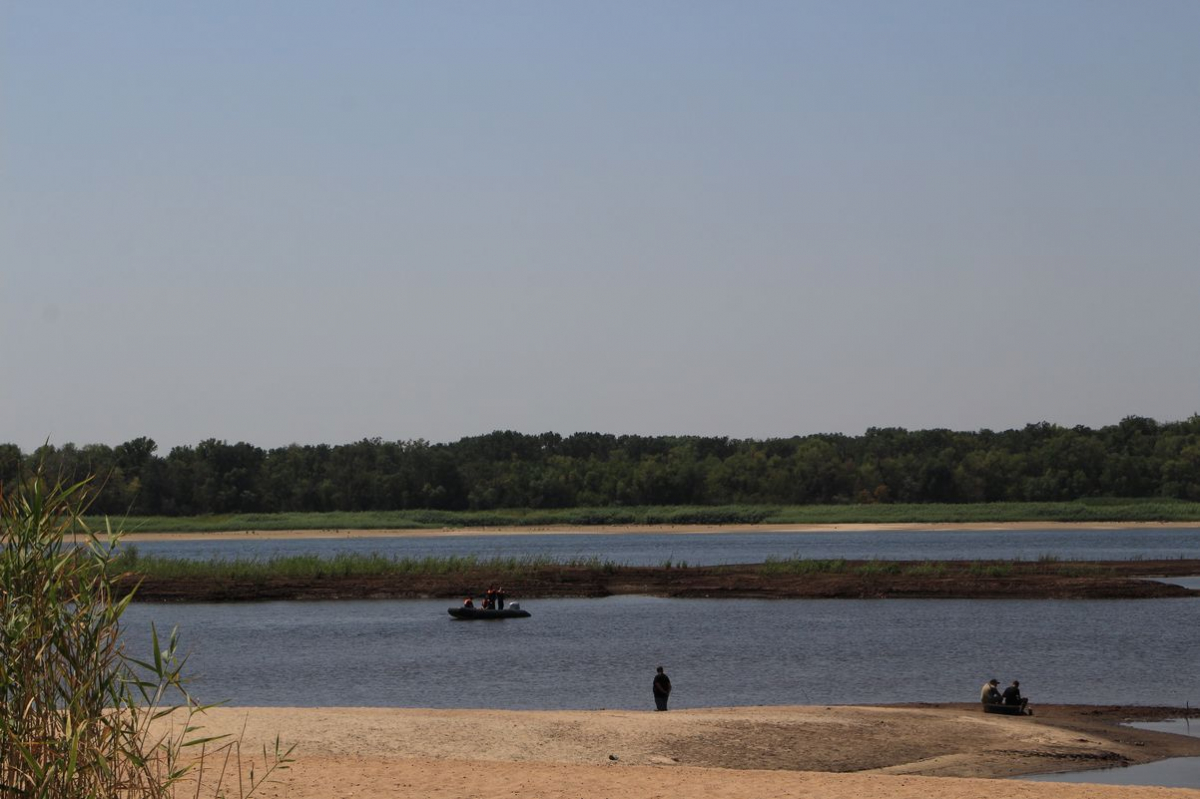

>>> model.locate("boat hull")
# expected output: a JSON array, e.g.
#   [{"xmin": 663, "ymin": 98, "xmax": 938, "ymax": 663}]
[
  {"xmin": 983, "ymin": 703, "xmax": 1030, "ymax": 716},
  {"xmin": 448, "ymin": 607, "xmax": 531, "ymax": 620}
]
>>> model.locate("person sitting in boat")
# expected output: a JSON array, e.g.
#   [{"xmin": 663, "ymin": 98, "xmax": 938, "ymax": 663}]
[
  {"xmin": 1002, "ymin": 680, "xmax": 1029, "ymax": 712},
  {"xmin": 483, "ymin": 587, "xmax": 496, "ymax": 610},
  {"xmin": 462, "ymin": 597, "xmax": 475, "ymax": 609},
  {"xmin": 980, "ymin": 678, "xmax": 1002, "ymax": 705}
]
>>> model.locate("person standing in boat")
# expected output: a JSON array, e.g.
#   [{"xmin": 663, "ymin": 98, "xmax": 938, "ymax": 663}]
[
  {"xmin": 653, "ymin": 666, "xmax": 672, "ymax": 711},
  {"xmin": 496, "ymin": 587, "xmax": 506, "ymax": 610}
]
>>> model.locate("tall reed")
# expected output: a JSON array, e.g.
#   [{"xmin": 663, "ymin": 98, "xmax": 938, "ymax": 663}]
[{"xmin": 0, "ymin": 473, "xmax": 292, "ymax": 798}]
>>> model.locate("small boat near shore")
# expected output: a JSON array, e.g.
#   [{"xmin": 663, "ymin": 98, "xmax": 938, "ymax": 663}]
[{"xmin": 448, "ymin": 603, "xmax": 531, "ymax": 620}]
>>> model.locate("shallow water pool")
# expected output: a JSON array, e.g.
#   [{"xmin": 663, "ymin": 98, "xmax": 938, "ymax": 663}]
[
  {"xmin": 1020, "ymin": 719, "xmax": 1200, "ymax": 787},
  {"xmin": 1020, "ymin": 756, "xmax": 1200, "ymax": 788}
]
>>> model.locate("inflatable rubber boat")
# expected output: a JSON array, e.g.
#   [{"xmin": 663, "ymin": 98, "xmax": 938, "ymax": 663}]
[{"xmin": 448, "ymin": 603, "xmax": 531, "ymax": 620}]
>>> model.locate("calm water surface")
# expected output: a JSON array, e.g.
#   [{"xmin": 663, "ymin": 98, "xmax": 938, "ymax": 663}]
[
  {"xmin": 1021, "ymin": 758, "xmax": 1200, "ymax": 788},
  {"xmin": 1129, "ymin": 719, "xmax": 1200, "ymax": 738},
  {"xmin": 122, "ymin": 596, "xmax": 1200, "ymax": 710},
  {"xmin": 123, "ymin": 527, "xmax": 1200, "ymax": 565},
  {"xmin": 1021, "ymin": 720, "xmax": 1200, "ymax": 787},
  {"xmin": 1147, "ymin": 576, "xmax": 1200, "ymax": 590}
]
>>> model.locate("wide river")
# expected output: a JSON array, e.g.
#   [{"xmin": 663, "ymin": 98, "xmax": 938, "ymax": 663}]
[
  {"xmin": 123, "ymin": 595, "xmax": 1200, "ymax": 710},
  {"xmin": 118, "ymin": 528, "xmax": 1200, "ymax": 710},
  {"xmin": 125, "ymin": 526, "xmax": 1200, "ymax": 564}
]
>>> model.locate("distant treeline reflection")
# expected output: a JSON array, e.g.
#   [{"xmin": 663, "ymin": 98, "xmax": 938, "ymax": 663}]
[{"xmin": 4, "ymin": 416, "xmax": 1200, "ymax": 517}]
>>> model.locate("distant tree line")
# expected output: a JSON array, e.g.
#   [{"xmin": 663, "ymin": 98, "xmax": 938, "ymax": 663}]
[{"xmin": 3, "ymin": 416, "xmax": 1200, "ymax": 516}]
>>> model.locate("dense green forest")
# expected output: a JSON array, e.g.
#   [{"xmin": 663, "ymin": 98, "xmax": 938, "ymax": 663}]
[{"xmin": 3, "ymin": 416, "xmax": 1199, "ymax": 517}]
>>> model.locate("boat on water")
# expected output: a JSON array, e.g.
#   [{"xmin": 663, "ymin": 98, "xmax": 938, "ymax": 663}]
[{"xmin": 448, "ymin": 602, "xmax": 531, "ymax": 620}]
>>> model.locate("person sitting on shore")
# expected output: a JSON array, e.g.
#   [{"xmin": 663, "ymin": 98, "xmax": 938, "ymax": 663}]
[
  {"xmin": 980, "ymin": 678, "xmax": 1002, "ymax": 705},
  {"xmin": 1002, "ymin": 680, "xmax": 1029, "ymax": 712}
]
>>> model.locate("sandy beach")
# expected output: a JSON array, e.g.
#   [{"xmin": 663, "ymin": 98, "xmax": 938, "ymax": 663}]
[
  {"xmin": 176, "ymin": 704, "xmax": 1200, "ymax": 798},
  {"xmin": 118, "ymin": 520, "xmax": 1200, "ymax": 542}
]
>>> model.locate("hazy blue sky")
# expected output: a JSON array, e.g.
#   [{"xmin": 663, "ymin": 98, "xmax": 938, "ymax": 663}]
[{"xmin": 3, "ymin": 1, "xmax": 1198, "ymax": 452}]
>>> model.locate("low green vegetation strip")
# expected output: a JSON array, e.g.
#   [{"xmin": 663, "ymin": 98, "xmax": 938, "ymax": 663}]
[
  {"xmin": 85, "ymin": 499, "xmax": 1200, "ymax": 534},
  {"xmin": 115, "ymin": 549, "xmax": 1118, "ymax": 582},
  {"xmin": 113, "ymin": 548, "xmax": 622, "ymax": 581},
  {"xmin": 758, "ymin": 555, "xmax": 1112, "ymax": 579},
  {"xmin": 112, "ymin": 550, "xmax": 1200, "ymax": 600}
]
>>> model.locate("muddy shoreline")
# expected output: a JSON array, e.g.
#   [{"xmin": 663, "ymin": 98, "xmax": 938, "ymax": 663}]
[{"xmin": 121, "ymin": 558, "xmax": 1200, "ymax": 602}]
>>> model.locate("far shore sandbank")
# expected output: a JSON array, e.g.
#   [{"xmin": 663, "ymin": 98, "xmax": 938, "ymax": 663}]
[{"xmin": 117, "ymin": 520, "xmax": 1200, "ymax": 542}]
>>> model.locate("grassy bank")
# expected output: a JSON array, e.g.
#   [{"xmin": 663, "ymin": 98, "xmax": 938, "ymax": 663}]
[
  {"xmin": 112, "ymin": 551, "xmax": 1200, "ymax": 602},
  {"xmin": 758, "ymin": 555, "xmax": 1111, "ymax": 578},
  {"xmin": 112, "ymin": 549, "xmax": 620, "ymax": 581},
  {"xmin": 84, "ymin": 499, "xmax": 1200, "ymax": 534},
  {"xmin": 113, "ymin": 550, "xmax": 1116, "ymax": 583}
]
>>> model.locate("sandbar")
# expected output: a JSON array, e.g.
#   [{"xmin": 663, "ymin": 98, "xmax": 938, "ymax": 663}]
[
  {"xmin": 118, "ymin": 520, "xmax": 1200, "ymax": 542},
  {"xmin": 173, "ymin": 704, "xmax": 1200, "ymax": 799}
]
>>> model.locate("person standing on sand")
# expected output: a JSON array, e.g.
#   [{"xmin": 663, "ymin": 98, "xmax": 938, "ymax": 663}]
[{"xmin": 653, "ymin": 666, "xmax": 672, "ymax": 711}]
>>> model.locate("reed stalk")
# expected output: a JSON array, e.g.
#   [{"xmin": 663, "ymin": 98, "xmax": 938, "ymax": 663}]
[{"xmin": 1, "ymin": 471, "xmax": 293, "ymax": 798}]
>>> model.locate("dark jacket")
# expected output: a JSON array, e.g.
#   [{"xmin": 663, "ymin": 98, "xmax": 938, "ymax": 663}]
[{"xmin": 653, "ymin": 673, "xmax": 671, "ymax": 696}]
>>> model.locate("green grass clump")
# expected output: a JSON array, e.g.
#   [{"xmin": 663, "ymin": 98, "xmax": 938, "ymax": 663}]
[
  {"xmin": 759, "ymin": 556, "xmax": 849, "ymax": 575},
  {"xmin": 968, "ymin": 562, "xmax": 1015, "ymax": 578},
  {"xmin": 854, "ymin": 560, "xmax": 904, "ymax": 576},
  {"xmin": 902, "ymin": 562, "xmax": 949, "ymax": 577},
  {"xmin": 2, "ymin": 473, "xmax": 292, "ymax": 798}
]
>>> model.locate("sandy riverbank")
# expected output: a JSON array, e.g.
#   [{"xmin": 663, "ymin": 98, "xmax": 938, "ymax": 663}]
[
  {"xmin": 117, "ymin": 520, "xmax": 1200, "ymax": 542},
  {"xmin": 173, "ymin": 704, "xmax": 1200, "ymax": 798}
]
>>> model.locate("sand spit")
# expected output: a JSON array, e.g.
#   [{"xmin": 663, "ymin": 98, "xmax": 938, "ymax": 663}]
[
  {"xmin": 119, "ymin": 520, "xmax": 1200, "ymax": 542},
  {"xmin": 175, "ymin": 704, "xmax": 1200, "ymax": 799}
]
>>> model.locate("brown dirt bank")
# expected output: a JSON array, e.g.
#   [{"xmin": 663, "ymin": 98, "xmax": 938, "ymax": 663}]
[
  {"xmin": 122, "ymin": 559, "xmax": 1200, "ymax": 602},
  {"xmin": 174, "ymin": 704, "xmax": 1200, "ymax": 799}
]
